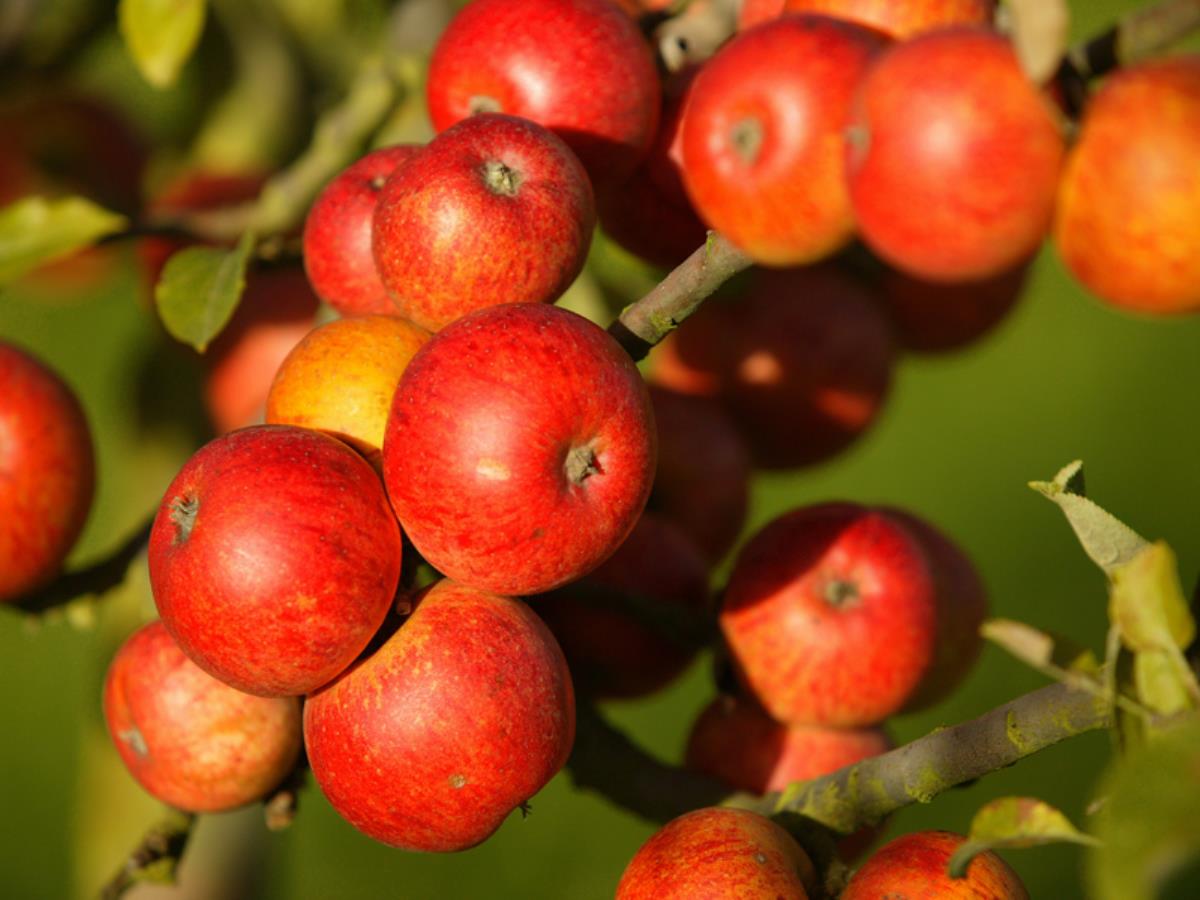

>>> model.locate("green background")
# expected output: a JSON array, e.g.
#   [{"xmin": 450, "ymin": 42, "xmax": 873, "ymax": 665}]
[{"xmin": 1, "ymin": 1, "xmax": 1198, "ymax": 897}]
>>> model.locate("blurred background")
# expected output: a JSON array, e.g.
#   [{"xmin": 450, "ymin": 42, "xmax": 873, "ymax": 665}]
[{"xmin": 2, "ymin": 0, "xmax": 1199, "ymax": 897}]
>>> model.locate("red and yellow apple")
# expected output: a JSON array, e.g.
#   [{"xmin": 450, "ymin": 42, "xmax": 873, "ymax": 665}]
[{"xmin": 841, "ymin": 830, "xmax": 1029, "ymax": 899}]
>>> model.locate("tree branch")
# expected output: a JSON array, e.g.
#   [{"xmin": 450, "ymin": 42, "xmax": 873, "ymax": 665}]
[{"xmin": 99, "ymin": 808, "xmax": 196, "ymax": 900}]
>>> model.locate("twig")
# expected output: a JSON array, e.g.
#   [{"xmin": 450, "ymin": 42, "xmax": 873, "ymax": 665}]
[{"xmin": 99, "ymin": 808, "xmax": 196, "ymax": 900}]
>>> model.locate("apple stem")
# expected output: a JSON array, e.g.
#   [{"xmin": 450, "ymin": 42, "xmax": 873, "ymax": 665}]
[
  {"xmin": 98, "ymin": 808, "xmax": 196, "ymax": 900},
  {"xmin": 479, "ymin": 159, "xmax": 523, "ymax": 197}
]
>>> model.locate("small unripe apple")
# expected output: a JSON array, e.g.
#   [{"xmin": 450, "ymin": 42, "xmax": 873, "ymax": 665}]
[
  {"xmin": 304, "ymin": 579, "xmax": 575, "ymax": 852},
  {"xmin": 0, "ymin": 340, "xmax": 94, "ymax": 603},
  {"xmin": 841, "ymin": 830, "xmax": 1029, "ymax": 899},
  {"xmin": 149, "ymin": 425, "xmax": 402, "ymax": 696},
  {"xmin": 103, "ymin": 621, "xmax": 302, "ymax": 812},
  {"xmin": 617, "ymin": 807, "xmax": 815, "ymax": 899}
]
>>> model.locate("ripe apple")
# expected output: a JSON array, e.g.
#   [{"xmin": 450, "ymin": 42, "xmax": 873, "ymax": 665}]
[
  {"xmin": 304, "ymin": 579, "xmax": 575, "ymax": 852},
  {"xmin": 841, "ymin": 830, "xmax": 1029, "ymax": 899},
  {"xmin": 372, "ymin": 113, "xmax": 595, "ymax": 332},
  {"xmin": 531, "ymin": 513, "xmax": 710, "ymax": 699},
  {"xmin": 1054, "ymin": 56, "xmax": 1200, "ymax": 314},
  {"xmin": 383, "ymin": 303, "xmax": 656, "ymax": 596},
  {"xmin": 719, "ymin": 502, "xmax": 938, "ymax": 727},
  {"xmin": 739, "ymin": 0, "xmax": 994, "ymax": 37},
  {"xmin": 103, "ymin": 620, "xmax": 302, "ymax": 812},
  {"xmin": 0, "ymin": 341, "xmax": 94, "ymax": 603},
  {"xmin": 846, "ymin": 28, "xmax": 1064, "ymax": 282},
  {"xmin": 647, "ymin": 386, "xmax": 749, "ymax": 563},
  {"xmin": 426, "ymin": 0, "xmax": 660, "ymax": 185},
  {"xmin": 680, "ymin": 15, "xmax": 886, "ymax": 266},
  {"xmin": 302, "ymin": 144, "xmax": 420, "ymax": 317},
  {"xmin": 685, "ymin": 693, "xmax": 892, "ymax": 859},
  {"xmin": 266, "ymin": 314, "xmax": 430, "ymax": 467},
  {"xmin": 616, "ymin": 807, "xmax": 815, "ymax": 899},
  {"xmin": 148, "ymin": 425, "xmax": 402, "ymax": 696},
  {"xmin": 651, "ymin": 265, "xmax": 896, "ymax": 469}
]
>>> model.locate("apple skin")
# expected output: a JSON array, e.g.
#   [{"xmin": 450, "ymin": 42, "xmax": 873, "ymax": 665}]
[
  {"xmin": 719, "ymin": 502, "xmax": 938, "ymax": 727},
  {"xmin": 0, "ymin": 341, "xmax": 94, "ymax": 602},
  {"xmin": 648, "ymin": 386, "xmax": 750, "ymax": 563},
  {"xmin": 383, "ymin": 303, "xmax": 656, "ymax": 596},
  {"xmin": 302, "ymin": 144, "xmax": 420, "ymax": 317},
  {"xmin": 680, "ymin": 15, "xmax": 887, "ymax": 266},
  {"xmin": 1054, "ymin": 56, "xmax": 1200, "ymax": 314},
  {"xmin": 616, "ymin": 807, "xmax": 815, "ymax": 900},
  {"xmin": 304, "ymin": 579, "xmax": 575, "ymax": 852},
  {"xmin": 651, "ymin": 265, "xmax": 896, "ymax": 469},
  {"xmin": 739, "ymin": 0, "xmax": 993, "ymax": 37},
  {"xmin": 847, "ymin": 28, "xmax": 1064, "ymax": 283},
  {"xmin": 103, "ymin": 621, "xmax": 302, "ymax": 812},
  {"xmin": 841, "ymin": 830, "xmax": 1029, "ymax": 899},
  {"xmin": 426, "ymin": 0, "xmax": 660, "ymax": 185},
  {"xmin": 372, "ymin": 113, "xmax": 595, "ymax": 332},
  {"xmin": 148, "ymin": 425, "xmax": 402, "ymax": 697},
  {"xmin": 685, "ymin": 693, "xmax": 891, "ymax": 859},
  {"xmin": 531, "ymin": 512, "xmax": 710, "ymax": 699},
  {"xmin": 266, "ymin": 314, "xmax": 430, "ymax": 467}
]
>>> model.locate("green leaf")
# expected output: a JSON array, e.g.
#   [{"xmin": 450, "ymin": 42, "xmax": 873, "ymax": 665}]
[
  {"xmin": 118, "ymin": 0, "xmax": 207, "ymax": 89},
  {"xmin": 1134, "ymin": 650, "xmax": 1192, "ymax": 717},
  {"xmin": 0, "ymin": 196, "xmax": 128, "ymax": 286},
  {"xmin": 1111, "ymin": 543, "xmax": 1195, "ymax": 652},
  {"xmin": 154, "ymin": 231, "xmax": 255, "ymax": 353},
  {"xmin": 1087, "ymin": 719, "xmax": 1200, "ymax": 900},
  {"xmin": 982, "ymin": 618, "xmax": 1100, "ymax": 679},
  {"xmin": 1030, "ymin": 461, "xmax": 1149, "ymax": 577},
  {"xmin": 949, "ymin": 796, "xmax": 1098, "ymax": 878}
]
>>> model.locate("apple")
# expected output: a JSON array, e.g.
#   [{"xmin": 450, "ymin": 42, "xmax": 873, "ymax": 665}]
[
  {"xmin": 531, "ymin": 512, "xmax": 710, "ymax": 699},
  {"xmin": 647, "ymin": 386, "xmax": 749, "ymax": 563},
  {"xmin": 266, "ymin": 314, "xmax": 430, "ymax": 468},
  {"xmin": 148, "ymin": 425, "xmax": 402, "ymax": 696},
  {"xmin": 302, "ymin": 144, "xmax": 420, "ymax": 317},
  {"xmin": 841, "ymin": 830, "xmax": 1029, "ymax": 899},
  {"xmin": 616, "ymin": 807, "xmax": 815, "ymax": 899},
  {"xmin": 651, "ymin": 265, "xmax": 896, "ymax": 469},
  {"xmin": 719, "ymin": 502, "xmax": 938, "ymax": 727},
  {"xmin": 103, "ymin": 620, "xmax": 302, "ymax": 812},
  {"xmin": 685, "ymin": 693, "xmax": 891, "ymax": 859},
  {"xmin": 304, "ymin": 579, "xmax": 574, "ymax": 852},
  {"xmin": 372, "ymin": 113, "xmax": 595, "ymax": 332},
  {"xmin": 1054, "ymin": 56, "xmax": 1200, "ymax": 314},
  {"xmin": 0, "ymin": 340, "xmax": 94, "ymax": 603},
  {"xmin": 739, "ymin": 0, "xmax": 994, "ymax": 38},
  {"xmin": 426, "ymin": 0, "xmax": 661, "ymax": 185},
  {"xmin": 679, "ymin": 15, "xmax": 887, "ymax": 266},
  {"xmin": 846, "ymin": 28, "xmax": 1064, "ymax": 282},
  {"xmin": 383, "ymin": 303, "xmax": 656, "ymax": 596}
]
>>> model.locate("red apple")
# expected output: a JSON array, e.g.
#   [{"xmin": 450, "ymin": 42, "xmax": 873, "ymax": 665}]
[
  {"xmin": 148, "ymin": 425, "xmax": 402, "ymax": 696},
  {"xmin": 841, "ymin": 830, "xmax": 1029, "ymax": 899},
  {"xmin": 719, "ymin": 502, "xmax": 938, "ymax": 727},
  {"xmin": 0, "ymin": 341, "xmax": 94, "ymax": 602},
  {"xmin": 304, "ymin": 579, "xmax": 574, "ymax": 852},
  {"xmin": 103, "ymin": 621, "xmax": 302, "ymax": 812},
  {"xmin": 616, "ymin": 807, "xmax": 815, "ymax": 899},
  {"xmin": 651, "ymin": 265, "xmax": 896, "ymax": 469},
  {"xmin": 426, "ymin": 0, "xmax": 661, "ymax": 185},
  {"xmin": 648, "ymin": 386, "xmax": 750, "ymax": 563},
  {"xmin": 1054, "ymin": 56, "xmax": 1200, "ymax": 314},
  {"xmin": 383, "ymin": 303, "xmax": 656, "ymax": 596},
  {"xmin": 685, "ymin": 693, "xmax": 891, "ymax": 859},
  {"xmin": 302, "ymin": 144, "xmax": 420, "ymax": 317},
  {"xmin": 372, "ymin": 114, "xmax": 595, "ymax": 331},
  {"xmin": 846, "ymin": 28, "xmax": 1064, "ymax": 282},
  {"xmin": 740, "ymin": 0, "xmax": 994, "ymax": 38},
  {"xmin": 680, "ymin": 15, "xmax": 887, "ymax": 266},
  {"xmin": 532, "ymin": 513, "xmax": 710, "ymax": 699}
]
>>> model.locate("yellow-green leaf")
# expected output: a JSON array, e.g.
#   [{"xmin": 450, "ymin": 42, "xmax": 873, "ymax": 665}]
[
  {"xmin": 982, "ymin": 618, "xmax": 1100, "ymax": 678},
  {"xmin": 118, "ymin": 0, "xmax": 207, "ymax": 89},
  {"xmin": 1002, "ymin": 0, "xmax": 1070, "ymax": 83},
  {"xmin": 949, "ymin": 796, "xmax": 1098, "ymax": 878},
  {"xmin": 1134, "ymin": 650, "xmax": 1192, "ymax": 717},
  {"xmin": 0, "ymin": 195, "xmax": 128, "ymax": 286},
  {"xmin": 1030, "ymin": 461, "xmax": 1149, "ymax": 577},
  {"xmin": 154, "ymin": 231, "xmax": 255, "ymax": 353},
  {"xmin": 1110, "ymin": 543, "xmax": 1195, "ymax": 652}
]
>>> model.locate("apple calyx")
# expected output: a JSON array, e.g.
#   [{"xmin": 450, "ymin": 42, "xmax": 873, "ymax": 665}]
[
  {"xmin": 565, "ymin": 443, "xmax": 602, "ymax": 486},
  {"xmin": 480, "ymin": 159, "xmax": 523, "ymax": 196},
  {"xmin": 824, "ymin": 578, "xmax": 859, "ymax": 608},
  {"xmin": 731, "ymin": 117, "xmax": 764, "ymax": 165},
  {"xmin": 468, "ymin": 95, "xmax": 503, "ymax": 116},
  {"xmin": 169, "ymin": 494, "xmax": 199, "ymax": 544}
]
